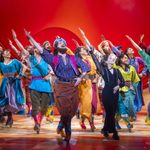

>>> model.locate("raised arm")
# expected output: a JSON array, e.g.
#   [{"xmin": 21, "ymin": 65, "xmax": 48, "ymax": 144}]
[
  {"xmin": 12, "ymin": 29, "xmax": 29, "ymax": 56},
  {"xmin": 9, "ymin": 39, "xmax": 21, "ymax": 57},
  {"xmin": 72, "ymin": 39, "xmax": 80, "ymax": 48},
  {"xmin": 24, "ymin": 29, "xmax": 43, "ymax": 53},
  {"xmin": 126, "ymin": 35, "xmax": 142, "ymax": 51},
  {"xmin": 78, "ymin": 27, "xmax": 91, "ymax": 46}
]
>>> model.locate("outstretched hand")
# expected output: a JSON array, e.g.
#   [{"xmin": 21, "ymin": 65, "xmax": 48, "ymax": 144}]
[
  {"xmin": 8, "ymin": 39, "xmax": 13, "ymax": 46},
  {"xmin": 125, "ymin": 35, "xmax": 132, "ymax": 40},
  {"xmin": 72, "ymin": 39, "xmax": 80, "ymax": 47},
  {"xmin": 78, "ymin": 27, "xmax": 85, "ymax": 36},
  {"xmin": 74, "ymin": 77, "xmax": 82, "ymax": 87},
  {"xmin": 140, "ymin": 34, "xmax": 144, "ymax": 42},
  {"xmin": 24, "ymin": 29, "xmax": 30, "ymax": 37},
  {"xmin": 12, "ymin": 29, "xmax": 17, "ymax": 39}
]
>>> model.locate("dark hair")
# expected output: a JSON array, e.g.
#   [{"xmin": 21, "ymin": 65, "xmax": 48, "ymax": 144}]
[
  {"xmin": 125, "ymin": 47, "xmax": 134, "ymax": 58},
  {"xmin": 116, "ymin": 53, "xmax": 129, "ymax": 70},
  {"xmin": 74, "ymin": 46, "xmax": 89, "ymax": 59},
  {"xmin": 0, "ymin": 51, "xmax": 4, "ymax": 62},
  {"xmin": 53, "ymin": 48, "xmax": 58, "ymax": 55}
]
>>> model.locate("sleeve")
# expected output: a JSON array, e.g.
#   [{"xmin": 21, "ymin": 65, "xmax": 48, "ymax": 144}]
[
  {"xmin": 138, "ymin": 50, "xmax": 150, "ymax": 70},
  {"xmin": 41, "ymin": 49, "xmax": 54, "ymax": 65},
  {"xmin": 112, "ymin": 46, "xmax": 121, "ymax": 56},
  {"xmin": 75, "ymin": 56, "xmax": 90, "ymax": 73},
  {"xmin": 130, "ymin": 66, "xmax": 140, "ymax": 84},
  {"xmin": 117, "ymin": 69, "xmax": 125, "ymax": 88},
  {"xmin": 136, "ymin": 57, "xmax": 147, "ymax": 75},
  {"xmin": 14, "ymin": 59, "xmax": 23, "ymax": 76}
]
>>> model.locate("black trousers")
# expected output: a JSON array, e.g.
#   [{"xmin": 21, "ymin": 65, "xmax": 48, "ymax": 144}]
[{"xmin": 102, "ymin": 88, "xmax": 118, "ymax": 133}]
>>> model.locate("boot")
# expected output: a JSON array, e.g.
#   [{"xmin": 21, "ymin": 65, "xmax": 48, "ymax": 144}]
[
  {"xmin": 38, "ymin": 112, "xmax": 43, "ymax": 126},
  {"xmin": 80, "ymin": 121, "xmax": 86, "ymax": 129},
  {"xmin": 89, "ymin": 115, "xmax": 96, "ymax": 132},
  {"xmin": 46, "ymin": 106, "xmax": 54, "ymax": 123},
  {"xmin": 101, "ymin": 129, "xmax": 109, "ymax": 138},
  {"xmin": 57, "ymin": 121, "xmax": 65, "ymax": 138},
  {"xmin": 5, "ymin": 112, "xmax": 13, "ymax": 128},
  {"xmin": 33, "ymin": 115, "xmax": 40, "ymax": 134},
  {"xmin": 89, "ymin": 122, "xmax": 96, "ymax": 132},
  {"xmin": 27, "ymin": 103, "xmax": 32, "ymax": 117},
  {"xmin": 80, "ymin": 116, "xmax": 86, "ymax": 129},
  {"xmin": 112, "ymin": 131, "xmax": 120, "ymax": 140},
  {"xmin": 64, "ymin": 133, "xmax": 71, "ymax": 145},
  {"xmin": 122, "ymin": 117, "xmax": 132, "ymax": 132}
]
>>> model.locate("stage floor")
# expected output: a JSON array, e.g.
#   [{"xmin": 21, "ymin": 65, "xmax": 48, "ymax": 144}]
[{"xmin": 0, "ymin": 114, "xmax": 150, "ymax": 150}]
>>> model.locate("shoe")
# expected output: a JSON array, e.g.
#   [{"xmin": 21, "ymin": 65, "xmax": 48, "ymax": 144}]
[
  {"xmin": 27, "ymin": 110, "xmax": 32, "ymax": 117},
  {"xmin": 145, "ymin": 116, "xmax": 150, "ymax": 125},
  {"xmin": 57, "ymin": 127, "xmax": 66, "ymax": 138},
  {"xmin": 90, "ymin": 123, "xmax": 96, "ymax": 132},
  {"xmin": 5, "ymin": 118, "xmax": 13, "ymax": 128},
  {"xmin": 33, "ymin": 115, "xmax": 40, "ymax": 134},
  {"xmin": 127, "ymin": 124, "xmax": 133, "ymax": 132},
  {"xmin": 101, "ymin": 129, "xmax": 109, "ymax": 138},
  {"xmin": 64, "ymin": 134, "xmax": 71, "ymax": 145},
  {"xmin": 46, "ymin": 115, "xmax": 54, "ymax": 123},
  {"xmin": 80, "ymin": 122, "xmax": 86, "ymax": 129},
  {"xmin": 34, "ymin": 124, "xmax": 40, "ymax": 134},
  {"xmin": 112, "ymin": 132, "xmax": 120, "ymax": 140}
]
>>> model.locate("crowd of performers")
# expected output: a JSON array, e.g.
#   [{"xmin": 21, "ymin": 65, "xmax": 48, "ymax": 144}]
[{"xmin": 0, "ymin": 28, "xmax": 150, "ymax": 144}]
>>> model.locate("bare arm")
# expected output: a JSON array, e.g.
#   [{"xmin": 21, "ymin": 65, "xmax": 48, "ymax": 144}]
[
  {"xmin": 9, "ymin": 39, "xmax": 21, "ymax": 57},
  {"xmin": 24, "ymin": 29, "xmax": 43, "ymax": 53},
  {"xmin": 78, "ymin": 27, "xmax": 91, "ymax": 46},
  {"xmin": 12, "ymin": 29, "xmax": 29, "ymax": 56},
  {"xmin": 72, "ymin": 39, "xmax": 80, "ymax": 47},
  {"xmin": 125, "ymin": 35, "xmax": 142, "ymax": 51}
]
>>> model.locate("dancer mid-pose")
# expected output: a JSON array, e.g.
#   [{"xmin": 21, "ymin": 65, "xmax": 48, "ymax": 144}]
[
  {"xmin": 0, "ymin": 49, "xmax": 25, "ymax": 127},
  {"xmin": 25, "ymin": 30, "xmax": 90, "ymax": 143},
  {"xmin": 115, "ymin": 53, "xmax": 140, "ymax": 132}
]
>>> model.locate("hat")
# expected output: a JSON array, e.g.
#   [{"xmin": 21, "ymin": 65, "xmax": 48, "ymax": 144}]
[{"xmin": 53, "ymin": 37, "xmax": 67, "ymax": 48}]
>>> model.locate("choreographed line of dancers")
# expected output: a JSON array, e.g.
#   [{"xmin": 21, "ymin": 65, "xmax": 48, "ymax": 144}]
[{"xmin": 0, "ymin": 28, "xmax": 150, "ymax": 144}]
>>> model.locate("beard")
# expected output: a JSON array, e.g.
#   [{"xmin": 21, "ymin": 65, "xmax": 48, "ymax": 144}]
[
  {"xmin": 58, "ymin": 47, "xmax": 67, "ymax": 54},
  {"xmin": 45, "ymin": 46, "xmax": 51, "ymax": 50}
]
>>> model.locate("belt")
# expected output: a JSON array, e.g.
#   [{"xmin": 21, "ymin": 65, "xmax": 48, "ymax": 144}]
[
  {"xmin": 32, "ymin": 76, "xmax": 43, "ymax": 80},
  {"xmin": 58, "ymin": 77, "xmax": 75, "ymax": 82},
  {"xmin": 3, "ymin": 73, "xmax": 17, "ymax": 78}
]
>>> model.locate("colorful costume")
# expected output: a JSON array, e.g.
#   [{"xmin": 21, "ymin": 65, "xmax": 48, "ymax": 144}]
[
  {"xmin": 41, "ymin": 48, "xmax": 90, "ymax": 142},
  {"xmin": 29, "ymin": 55, "xmax": 52, "ymax": 134},
  {"xmin": 116, "ymin": 65, "xmax": 140, "ymax": 131},
  {"xmin": 0, "ymin": 59, "xmax": 25, "ymax": 127},
  {"xmin": 78, "ymin": 55, "xmax": 100, "ymax": 131},
  {"xmin": 128, "ymin": 56, "xmax": 146, "ymax": 112}
]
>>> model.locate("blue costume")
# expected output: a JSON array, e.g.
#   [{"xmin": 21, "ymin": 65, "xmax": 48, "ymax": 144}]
[{"xmin": 0, "ymin": 59, "xmax": 25, "ymax": 114}]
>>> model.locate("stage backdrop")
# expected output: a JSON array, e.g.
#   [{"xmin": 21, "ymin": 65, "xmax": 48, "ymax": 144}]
[{"xmin": 0, "ymin": 0, "xmax": 149, "ymax": 88}]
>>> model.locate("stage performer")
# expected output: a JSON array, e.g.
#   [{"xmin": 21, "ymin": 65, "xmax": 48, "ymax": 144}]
[
  {"xmin": 126, "ymin": 35, "xmax": 150, "ymax": 125},
  {"xmin": 115, "ymin": 53, "xmax": 140, "ymax": 132},
  {"xmin": 75, "ymin": 46, "xmax": 101, "ymax": 132},
  {"xmin": 125, "ymin": 47, "xmax": 146, "ymax": 116},
  {"xmin": 24, "ymin": 30, "xmax": 90, "ymax": 144},
  {"xmin": 0, "ymin": 49, "xmax": 25, "ymax": 127}
]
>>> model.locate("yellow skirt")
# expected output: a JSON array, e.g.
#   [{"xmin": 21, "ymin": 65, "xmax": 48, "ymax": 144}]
[{"xmin": 78, "ymin": 79, "xmax": 101, "ymax": 119}]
